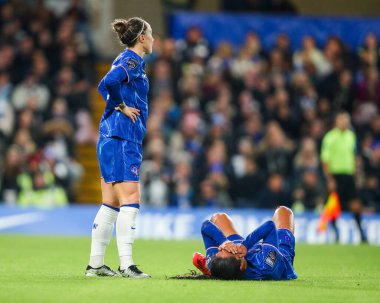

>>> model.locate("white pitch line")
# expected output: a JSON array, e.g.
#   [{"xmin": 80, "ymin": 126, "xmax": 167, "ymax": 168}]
[{"xmin": 0, "ymin": 212, "xmax": 45, "ymax": 230}]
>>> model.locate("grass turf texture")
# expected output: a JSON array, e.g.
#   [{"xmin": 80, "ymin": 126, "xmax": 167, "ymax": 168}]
[{"xmin": 0, "ymin": 236, "xmax": 379, "ymax": 303}]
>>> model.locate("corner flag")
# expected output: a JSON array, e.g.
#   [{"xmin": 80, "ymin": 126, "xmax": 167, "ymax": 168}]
[{"xmin": 318, "ymin": 191, "xmax": 341, "ymax": 233}]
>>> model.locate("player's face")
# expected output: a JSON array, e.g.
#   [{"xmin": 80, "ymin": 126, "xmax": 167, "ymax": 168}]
[{"xmin": 142, "ymin": 23, "xmax": 154, "ymax": 54}]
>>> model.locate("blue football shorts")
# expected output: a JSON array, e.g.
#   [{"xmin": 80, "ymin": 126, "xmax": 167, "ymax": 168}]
[
  {"xmin": 277, "ymin": 228, "xmax": 296, "ymax": 265},
  {"xmin": 97, "ymin": 134, "xmax": 142, "ymax": 183}
]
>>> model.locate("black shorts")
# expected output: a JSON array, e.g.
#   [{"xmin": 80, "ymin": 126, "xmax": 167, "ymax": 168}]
[{"xmin": 332, "ymin": 174, "xmax": 357, "ymax": 211}]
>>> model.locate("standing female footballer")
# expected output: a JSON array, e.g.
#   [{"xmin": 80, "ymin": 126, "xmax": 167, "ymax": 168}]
[{"xmin": 85, "ymin": 17, "xmax": 153, "ymax": 278}]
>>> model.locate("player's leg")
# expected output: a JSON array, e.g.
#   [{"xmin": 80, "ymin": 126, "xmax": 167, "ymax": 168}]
[
  {"xmin": 272, "ymin": 206, "xmax": 294, "ymax": 234},
  {"xmin": 273, "ymin": 206, "xmax": 296, "ymax": 270},
  {"xmin": 86, "ymin": 179, "xmax": 119, "ymax": 277},
  {"xmin": 113, "ymin": 181, "xmax": 150, "ymax": 278},
  {"xmin": 210, "ymin": 212, "xmax": 241, "ymax": 237}
]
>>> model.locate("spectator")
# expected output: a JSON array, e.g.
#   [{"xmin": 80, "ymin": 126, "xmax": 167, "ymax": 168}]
[
  {"xmin": 358, "ymin": 33, "xmax": 380, "ymax": 70},
  {"xmin": 0, "ymin": 71, "xmax": 14, "ymax": 140},
  {"xmin": 356, "ymin": 68, "xmax": 380, "ymax": 107},
  {"xmin": 257, "ymin": 121, "xmax": 295, "ymax": 177},
  {"xmin": 292, "ymin": 168, "xmax": 326, "ymax": 212},
  {"xmin": 359, "ymin": 175, "xmax": 380, "ymax": 212},
  {"xmin": 231, "ymin": 156, "xmax": 265, "ymax": 208},
  {"xmin": 176, "ymin": 26, "xmax": 210, "ymax": 63},
  {"xmin": 11, "ymin": 72, "xmax": 50, "ymax": 112},
  {"xmin": 274, "ymin": 33, "xmax": 293, "ymax": 70},
  {"xmin": 198, "ymin": 178, "xmax": 232, "ymax": 208},
  {"xmin": 293, "ymin": 36, "xmax": 330, "ymax": 77},
  {"xmin": 293, "ymin": 137, "xmax": 320, "ymax": 172},
  {"xmin": 257, "ymin": 173, "xmax": 290, "ymax": 209},
  {"xmin": 0, "ymin": 0, "xmax": 93, "ymax": 205}
]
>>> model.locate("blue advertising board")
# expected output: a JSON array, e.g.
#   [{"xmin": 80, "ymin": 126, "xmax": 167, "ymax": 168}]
[
  {"xmin": 170, "ymin": 13, "xmax": 380, "ymax": 51},
  {"xmin": 0, "ymin": 205, "xmax": 379, "ymax": 245}
]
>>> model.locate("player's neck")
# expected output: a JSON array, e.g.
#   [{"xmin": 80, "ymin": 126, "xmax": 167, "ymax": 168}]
[{"xmin": 128, "ymin": 45, "xmax": 145, "ymax": 59}]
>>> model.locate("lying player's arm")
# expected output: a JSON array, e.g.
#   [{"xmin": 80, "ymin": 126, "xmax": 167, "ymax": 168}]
[
  {"xmin": 242, "ymin": 220, "xmax": 278, "ymax": 250},
  {"xmin": 201, "ymin": 220, "xmax": 228, "ymax": 247}
]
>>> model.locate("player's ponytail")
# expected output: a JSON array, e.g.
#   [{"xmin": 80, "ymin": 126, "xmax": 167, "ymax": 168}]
[
  {"xmin": 112, "ymin": 17, "xmax": 147, "ymax": 47},
  {"xmin": 112, "ymin": 19, "xmax": 127, "ymax": 36}
]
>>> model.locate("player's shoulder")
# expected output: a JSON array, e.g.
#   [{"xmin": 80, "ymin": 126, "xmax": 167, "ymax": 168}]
[
  {"xmin": 121, "ymin": 50, "xmax": 142, "ymax": 70},
  {"xmin": 122, "ymin": 56, "xmax": 140, "ymax": 70}
]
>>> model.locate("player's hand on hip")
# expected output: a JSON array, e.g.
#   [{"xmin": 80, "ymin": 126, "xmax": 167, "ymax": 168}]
[{"xmin": 115, "ymin": 105, "xmax": 140, "ymax": 123}]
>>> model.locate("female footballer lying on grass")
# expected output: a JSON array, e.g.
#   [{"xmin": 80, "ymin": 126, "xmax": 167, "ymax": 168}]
[{"xmin": 176, "ymin": 206, "xmax": 298, "ymax": 280}]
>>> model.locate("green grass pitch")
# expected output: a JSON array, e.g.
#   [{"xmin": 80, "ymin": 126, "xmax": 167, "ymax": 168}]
[{"xmin": 0, "ymin": 235, "xmax": 379, "ymax": 303}]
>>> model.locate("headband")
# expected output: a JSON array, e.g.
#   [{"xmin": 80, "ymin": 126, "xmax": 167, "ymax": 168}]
[{"xmin": 130, "ymin": 21, "xmax": 145, "ymax": 42}]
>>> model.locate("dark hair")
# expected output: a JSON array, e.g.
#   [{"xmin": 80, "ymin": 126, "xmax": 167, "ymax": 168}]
[
  {"xmin": 112, "ymin": 17, "xmax": 147, "ymax": 47},
  {"xmin": 169, "ymin": 270, "xmax": 213, "ymax": 280},
  {"xmin": 209, "ymin": 256, "xmax": 243, "ymax": 280}
]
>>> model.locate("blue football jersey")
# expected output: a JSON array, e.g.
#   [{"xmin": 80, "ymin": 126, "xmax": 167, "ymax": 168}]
[
  {"xmin": 244, "ymin": 242, "xmax": 298, "ymax": 280},
  {"xmin": 98, "ymin": 49, "xmax": 149, "ymax": 144}
]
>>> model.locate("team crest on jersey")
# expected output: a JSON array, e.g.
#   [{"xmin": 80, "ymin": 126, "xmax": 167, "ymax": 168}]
[
  {"xmin": 265, "ymin": 250, "xmax": 277, "ymax": 268},
  {"xmin": 126, "ymin": 57, "xmax": 138, "ymax": 69},
  {"xmin": 283, "ymin": 234, "xmax": 291, "ymax": 242},
  {"xmin": 130, "ymin": 164, "xmax": 139, "ymax": 176}
]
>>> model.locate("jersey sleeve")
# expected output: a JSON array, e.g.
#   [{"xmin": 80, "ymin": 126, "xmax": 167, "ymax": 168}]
[
  {"xmin": 242, "ymin": 220, "xmax": 278, "ymax": 249},
  {"xmin": 201, "ymin": 220, "xmax": 228, "ymax": 252},
  {"xmin": 103, "ymin": 65, "xmax": 128, "ymax": 106},
  {"xmin": 119, "ymin": 56, "xmax": 140, "ymax": 83},
  {"xmin": 97, "ymin": 77, "xmax": 108, "ymax": 101}
]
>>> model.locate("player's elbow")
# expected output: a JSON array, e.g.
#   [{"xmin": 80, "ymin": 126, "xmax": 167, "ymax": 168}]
[
  {"xmin": 103, "ymin": 75, "xmax": 117, "ymax": 88},
  {"xmin": 97, "ymin": 81, "xmax": 104, "ymax": 93}
]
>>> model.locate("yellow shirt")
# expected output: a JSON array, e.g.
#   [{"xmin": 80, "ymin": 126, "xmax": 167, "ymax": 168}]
[{"xmin": 321, "ymin": 128, "xmax": 356, "ymax": 175}]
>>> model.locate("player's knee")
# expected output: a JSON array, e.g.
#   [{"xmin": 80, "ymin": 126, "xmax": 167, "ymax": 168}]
[
  {"xmin": 126, "ymin": 191, "xmax": 140, "ymax": 204},
  {"xmin": 275, "ymin": 206, "xmax": 293, "ymax": 217},
  {"xmin": 118, "ymin": 190, "xmax": 140, "ymax": 204},
  {"xmin": 210, "ymin": 212, "xmax": 228, "ymax": 223},
  {"xmin": 102, "ymin": 200, "xmax": 119, "ymax": 208}
]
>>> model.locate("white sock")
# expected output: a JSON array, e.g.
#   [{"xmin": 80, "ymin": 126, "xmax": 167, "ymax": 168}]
[
  {"xmin": 89, "ymin": 204, "xmax": 119, "ymax": 268},
  {"xmin": 116, "ymin": 205, "xmax": 139, "ymax": 270}
]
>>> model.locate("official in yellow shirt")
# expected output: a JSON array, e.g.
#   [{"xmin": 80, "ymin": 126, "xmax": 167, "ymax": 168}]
[{"xmin": 321, "ymin": 112, "xmax": 366, "ymax": 242}]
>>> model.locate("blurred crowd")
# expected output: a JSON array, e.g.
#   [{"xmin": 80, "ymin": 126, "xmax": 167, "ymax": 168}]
[
  {"xmin": 0, "ymin": 0, "xmax": 97, "ymax": 207},
  {"xmin": 141, "ymin": 27, "xmax": 380, "ymax": 212},
  {"xmin": 1, "ymin": 1, "xmax": 380, "ymax": 213}
]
